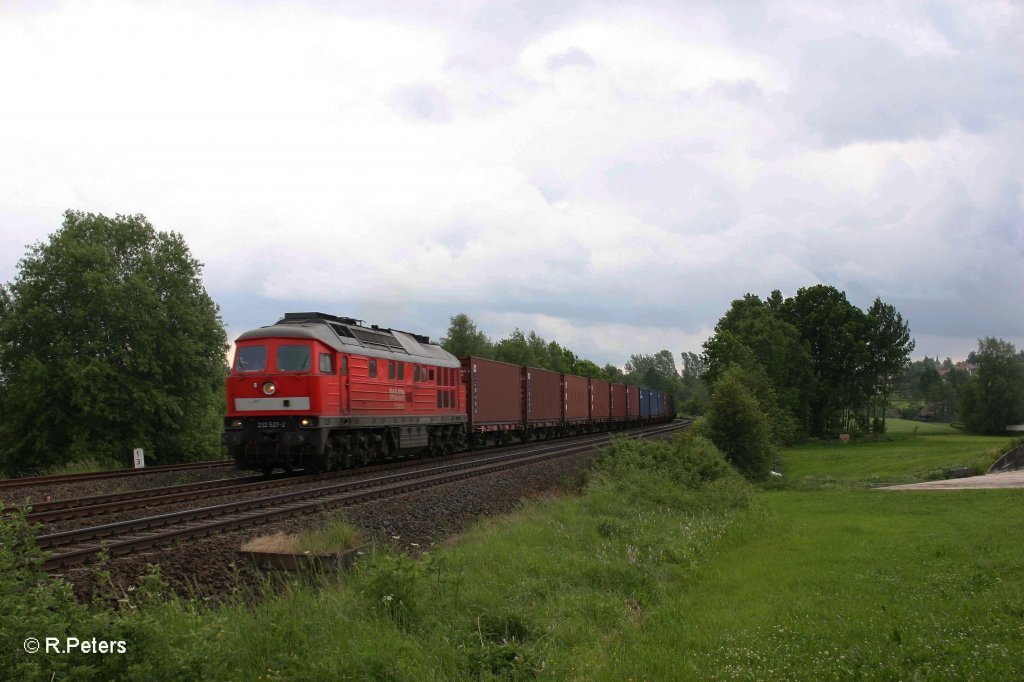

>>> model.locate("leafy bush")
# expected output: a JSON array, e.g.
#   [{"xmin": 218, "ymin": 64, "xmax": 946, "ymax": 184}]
[
  {"xmin": 701, "ymin": 365, "xmax": 776, "ymax": 481},
  {"xmin": 590, "ymin": 432, "xmax": 736, "ymax": 490},
  {"xmin": 0, "ymin": 506, "xmax": 126, "ymax": 681}
]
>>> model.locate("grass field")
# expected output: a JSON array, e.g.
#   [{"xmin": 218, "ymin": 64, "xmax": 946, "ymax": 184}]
[
  {"xmin": 609, "ymin": 489, "xmax": 1024, "ymax": 680},
  {"xmin": 883, "ymin": 417, "xmax": 960, "ymax": 435},
  {"xmin": 7, "ymin": 431, "xmax": 1023, "ymax": 680},
  {"xmin": 781, "ymin": 422, "xmax": 1012, "ymax": 488}
]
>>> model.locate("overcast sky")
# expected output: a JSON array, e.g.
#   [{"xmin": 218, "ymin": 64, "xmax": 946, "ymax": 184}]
[{"xmin": 1, "ymin": 0, "xmax": 1021, "ymax": 367}]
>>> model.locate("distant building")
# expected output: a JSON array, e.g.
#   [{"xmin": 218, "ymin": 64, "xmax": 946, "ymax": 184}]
[{"xmin": 948, "ymin": 360, "xmax": 979, "ymax": 376}]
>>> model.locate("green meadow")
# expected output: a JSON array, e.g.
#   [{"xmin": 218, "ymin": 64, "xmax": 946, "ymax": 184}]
[
  {"xmin": 5, "ymin": 425, "xmax": 1023, "ymax": 680},
  {"xmin": 781, "ymin": 418, "xmax": 1010, "ymax": 487}
]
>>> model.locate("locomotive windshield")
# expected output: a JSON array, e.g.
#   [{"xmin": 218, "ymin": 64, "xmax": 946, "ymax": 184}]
[
  {"xmin": 277, "ymin": 345, "xmax": 312, "ymax": 371},
  {"xmin": 234, "ymin": 345, "xmax": 267, "ymax": 372}
]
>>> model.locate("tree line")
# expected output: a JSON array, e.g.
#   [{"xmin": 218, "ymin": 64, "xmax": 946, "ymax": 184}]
[
  {"xmin": 893, "ymin": 341, "xmax": 1024, "ymax": 434},
  {"xmin": 1, "ymin": 210, "xmax": 1020, "ymax": 477},
  {"xmin": 439, "ymin": 314, "xmax": 707, "ymax": 410},
  {"xmin": 0, "ymin": 211, "xmax": 227, "ymax": 474},
  {"xmin": 701, "ymin": 285, "xmax": 915, "ymax": 441}
]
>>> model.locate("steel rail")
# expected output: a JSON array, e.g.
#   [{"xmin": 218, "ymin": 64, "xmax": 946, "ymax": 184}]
[
  {"xmin": 42, "ymin": 421, "xmax": 687, "ymax": 570},
  {"xmin": 0, "ymin": 459, "xmax": 234, "ymax": 491},
  {"xmin": 19, "ymin": 420, "xmax": 690, "ymax": 522}
]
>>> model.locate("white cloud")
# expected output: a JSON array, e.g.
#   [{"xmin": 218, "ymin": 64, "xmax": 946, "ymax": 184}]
[{"xmin": 1, "ymin": 0, "xmax": 1021, "ymax": 364}]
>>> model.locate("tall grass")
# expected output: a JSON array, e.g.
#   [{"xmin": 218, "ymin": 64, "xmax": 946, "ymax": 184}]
[{"xmin": 5, "ymin": 430, "xmax": 1023, "ymax": 680}]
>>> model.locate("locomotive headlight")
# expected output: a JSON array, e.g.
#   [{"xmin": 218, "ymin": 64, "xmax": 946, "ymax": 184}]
[
  {"xmin": 262, "ymin": 381, "xmax": 277, "ymax": 396},
  {"xmin": 226, "ymin": 418, "xmax": 244, "ymax": 429},
  {"xmin": 299, "ymin": 417, "xmax": 317, "ymax": 427}
]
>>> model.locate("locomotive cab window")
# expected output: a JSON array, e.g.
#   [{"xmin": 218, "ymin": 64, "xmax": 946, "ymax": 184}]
[
  {"xmin": 235, "ymin": 345, "xmax": 267, "ymax": 372},
  {"xmin": 369, "ymin": 359, "xmax": 377, "ymax": 378},
  {"xmin": 398, "ymin": 363, "xmax": 405, "ymax": 380},
  {"xmin": 413, "ymin": 366, "xmax": 420, "ymax": 382},
  {"xmin": 276, "ymin": 345, "xmax": 311, "ymax": 372},
  {"xmin": 388, "ymin": 360, "xmax": 396, "ymax": 380},
  {"xmin": 428, "ymin": 368, "xmax": 435, "ymax": 381},
  {"xmin": 319, "ymin": 353, "xmax": 334, "ymax": 374},
  {"xmin": 341, "ymin": 356, "xmax": 348, "ymax": 375}
]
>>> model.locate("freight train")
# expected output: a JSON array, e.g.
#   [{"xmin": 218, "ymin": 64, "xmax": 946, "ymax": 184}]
[{"xmin": 222, "ymin": 312, "xmax": 675, "ymax": 474}]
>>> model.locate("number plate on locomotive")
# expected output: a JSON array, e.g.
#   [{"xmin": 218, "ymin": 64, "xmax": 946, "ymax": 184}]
[{"xmin": 256, "ymin": 420, "xmax": 287, "ymax": 430}]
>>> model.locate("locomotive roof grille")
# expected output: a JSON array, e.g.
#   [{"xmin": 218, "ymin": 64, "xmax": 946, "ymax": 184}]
[
  {"xmin": 237, "ymin": 312, "xmax": 458, "ymax": 367},
  {"xmin": 274, "ymin": 312, "xmax": 433, "ymax": 346},
  {"xmin": 328, "ymin": 323, "xmax": 356, "ymax": 339},
  {"xmin": 350, "ymin": 327, "xmax": 406, "ymax": 351},
  {"xmin": 281, "ymin": 311, "xmax": 364, "ymax": 326}
]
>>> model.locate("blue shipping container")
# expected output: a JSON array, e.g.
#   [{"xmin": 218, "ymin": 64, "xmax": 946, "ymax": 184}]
[{"xmin": 639, "ymin": 388, "xmax": 651, "ymax": 418}]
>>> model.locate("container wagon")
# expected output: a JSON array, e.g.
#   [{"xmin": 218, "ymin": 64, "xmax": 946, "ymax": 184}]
[
  {"xmin": 524, "ymin": 366, "xmax": 562, "ymax": 440},
  {"xmin": 590, "ymin": 378, "xmax": 611, "ymax": 427},
  {"xmin": 563, "ymin": 373, "xmax": 590, "ymax": 435},
  {"xmin": 626, "ymin": 385, "xmax": 640, "ymax": 424},
  {"xmin": 611, "ymin": 383, "xmax": 627, "ymax": 423},
  {"xmin": 462, "ymin": 356, "xmax": 523, "ymax": 448}
]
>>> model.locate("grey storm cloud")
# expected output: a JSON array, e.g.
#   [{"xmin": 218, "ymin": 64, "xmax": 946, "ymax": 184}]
[
  {"xmin": 2, "ymin": 0, "xmax": 1022, "ymax": 366},
  {"xmin": 390, "ymin": 83, "xmax": 454, "ymax": 123},
  {"xmin": 799, "ymin": 36, "xmax": 1024, "ymax": 146},
  {"xmin": 545, "ymin": 47, "xmax": 596, "ymax": 71}
]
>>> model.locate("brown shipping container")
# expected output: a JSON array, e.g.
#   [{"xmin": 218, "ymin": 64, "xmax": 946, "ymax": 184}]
[
  {"xmin": 563, "ymin": 374, "xmax": 590, "ymax": 422},
  {"xmin": 590, "ymin": 379, "xmax": 611, "ymax": 420},
  {"xmin": 462, "ymin": 357, "xmax": 523, "ymax": 427},
  {"xmin": 611, "ymin": 383, "xmax": 627, "ymax": 419},
  {"xmin": 524, "ymin": 366, "xmax": 561, "ymax": 424},
  {"xmin": 627, "ymin": 385, "xmax": 640, "ymax": 417}
]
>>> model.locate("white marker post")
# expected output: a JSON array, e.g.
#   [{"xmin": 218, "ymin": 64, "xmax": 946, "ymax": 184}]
[{"xmin": 133, "ymin": 448, "xmax": 145, "ymax": 469}]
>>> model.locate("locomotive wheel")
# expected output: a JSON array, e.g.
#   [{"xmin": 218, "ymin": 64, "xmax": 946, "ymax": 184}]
[{"xmin": 428, "ymin": 434, "xmax": 443, "ymax": 458}]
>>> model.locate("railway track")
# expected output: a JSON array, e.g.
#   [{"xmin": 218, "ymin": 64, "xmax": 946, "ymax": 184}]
[
  {"xmin": 0, "ymin": 458, "xmax": 234, "ymax": 491},
  {"xmin": 11, "ymin": 419, "xmax": 687, "ymax": 523},
  {"xmin": 42, "ymin": 420, "xmax": 688, "ymax": 571},
  {"xmin": 17, "ymin": 447, "xmax": 507, "ymax": 524}
]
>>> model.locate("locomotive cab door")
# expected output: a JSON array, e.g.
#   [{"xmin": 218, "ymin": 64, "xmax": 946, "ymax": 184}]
[{"xmin": 339, "ymin": 354, "xmax": 350, "ymax": 413}]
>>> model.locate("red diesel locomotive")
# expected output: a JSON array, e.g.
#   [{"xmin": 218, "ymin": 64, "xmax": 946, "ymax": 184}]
[{"xmin": 223, "ymin": 312, "xmax": 674, "ymax": 474}]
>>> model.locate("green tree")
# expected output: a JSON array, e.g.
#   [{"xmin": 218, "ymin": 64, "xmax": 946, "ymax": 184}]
[
  {"xmin": 0, "ymin": 210, "xmax": 228, "ymax": 473},
  {"xmin": 780, "ymin": 285, "xmax": 871, "ymax": 435},
  {"xmin": 602, "ymin": 363, "xmax": 625, "ymax": 382},
  {"xmin": 704, "ymin": 294, "xmax": 813, "ymax": 432},
  {"xmin": 701, "ymin": 365, "xmax": 775, "ymax": 480},
  {"xmin": 440, "ymin": 313, "xmax": 493, "ymax": 358},
  {"xmin": 865, "ymin": 298, "xmax": 914, "ymax": 431},
  {"xmin": 960, "ymin": 337, "xmax": 1024, "ymax": 434},
  {"xmin": 570, "ymin": 359, "xmax": 606, "ymax": 379},
  {"xmin": 493, "ymin": 328, "xmax": 539, "ymax": 366},
  {"xmin": 679, "ymin": 351, "xmax": 708, "ymax": 382},
  {"xmin": 624, "ymin": 350, "xmax": 683, "ymax": 395}
]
